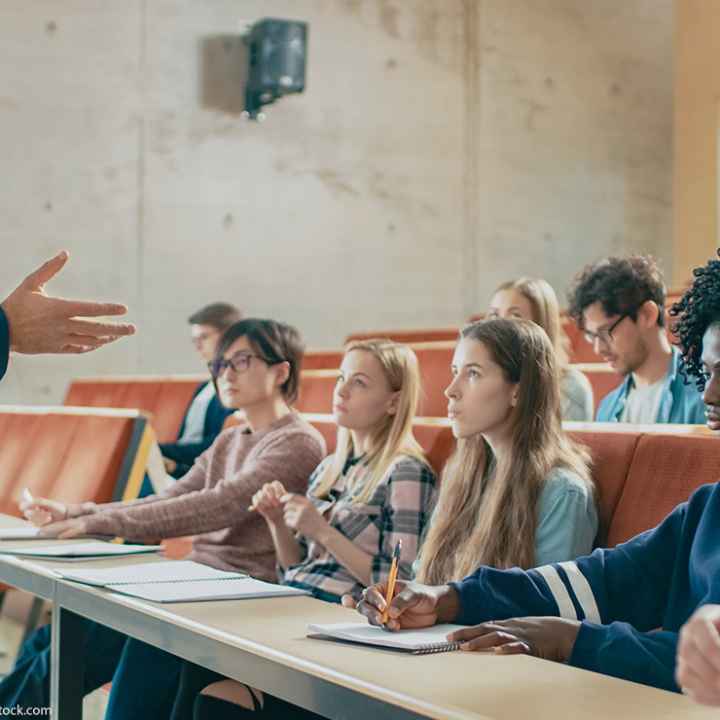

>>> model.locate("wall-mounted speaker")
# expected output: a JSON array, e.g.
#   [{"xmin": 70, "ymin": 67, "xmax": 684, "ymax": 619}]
[{"xmin": 243, "ymin": 18, "xmax": 308, "ymax": 119}]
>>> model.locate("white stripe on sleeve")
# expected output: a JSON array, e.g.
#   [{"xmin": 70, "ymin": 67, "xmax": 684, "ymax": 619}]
[
  {"xmin": 558, "ymin": 561, "xmax": 601, "ymax": 623},
  {"xmin": 534, "ymin": 564, "xmax": 577, "ymax": 620}
]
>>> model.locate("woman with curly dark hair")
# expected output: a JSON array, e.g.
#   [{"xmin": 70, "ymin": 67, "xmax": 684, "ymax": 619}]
[{"xmin": 669, "ymin": 249, "xmax": 720, "ymax": 431}]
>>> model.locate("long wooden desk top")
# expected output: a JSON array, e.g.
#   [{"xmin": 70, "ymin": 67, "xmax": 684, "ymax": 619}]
[{"xmin": 0, "ymin": 515, "xmax": 716, "ymax": 719}]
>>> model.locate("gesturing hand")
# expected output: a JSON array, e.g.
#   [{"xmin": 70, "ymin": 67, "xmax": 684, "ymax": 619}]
[
  {"xmin": 250, "ymin": 482, "xmax": 287, "ymax": 525},
  {"xmin": 677, "ymin": 604, "xmax": 720, "ymax": 706},
  {"xmin": 447, "ymin": 617, "xmax": 581, "ymax": 662},
  {"xmin": 19, "ymin": 496, "xmax": 69, "ymax": 526},
  {"xmin": 2, "ymin": 250, "xmax": 135, "ymax": 354},
  {"xmin": 281, "ymin": 493, "xmax": 327, "ymax": 541},
  {"xmin": 37, "ymin": 518, "xmax": 89, "ymax": 540}
]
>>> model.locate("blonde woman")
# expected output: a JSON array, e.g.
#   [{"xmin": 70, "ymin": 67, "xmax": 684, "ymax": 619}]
[
  {"xmin": 107, "ymin": 339, "xmax": 437, "ymax": 720},
  {"xmin": 488, "ymin": 277, "xmax": 594, "ymax": 420},
  {"xmin": 415, "ymin": 318, "xmax": 597, "ymax": 583}
]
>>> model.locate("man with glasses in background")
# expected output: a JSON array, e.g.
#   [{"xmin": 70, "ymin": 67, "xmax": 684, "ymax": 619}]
[
  {"xmin": 567, "ymin": 255, "xmax": 704, "ymax": 424},
  {"xmin": 158, "ymin": 302, "xmax": 241, "ymax": 479}
]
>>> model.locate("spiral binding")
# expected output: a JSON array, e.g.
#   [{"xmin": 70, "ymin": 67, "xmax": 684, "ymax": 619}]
[{"xmin": 414, "ymin": 641, "xmax": 461, "ymax": 655}]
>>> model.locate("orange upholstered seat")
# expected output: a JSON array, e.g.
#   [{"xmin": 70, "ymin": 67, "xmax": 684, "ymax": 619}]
[
  {"xmin": 345, "ymin": 328, "xmax": 460, "ymax": 344},
  {"xmin": 295, "ymin": 371, "xmax": 336, "ymax": 414},
  {"xmin": 0, "ymin": 406, "xmax": 147, "ymax": 518},
  {"xmin": 573, "ymin": 364, "xmax": 623, "ymax": 414},
  {"xmin": 566, "ymin": 429, "xmax": 641, "ymax": 545},
  {"xmin": 411, "ymin": 343, "xmax": 454, "ymax": 418},
  {"xmin": 303, "ymin": 350, "xmax": 344, "ymax": 371},
  {"xmin": 306, "ymin": 414, "xmax": 714, "ymax": 551},
  {"xmin": 607, "ymin": 432, "xmax": 720, "ymax": 546},
  {"xmin": 64, "ymin": 375, "xmax": 206, "ymax": 442}
]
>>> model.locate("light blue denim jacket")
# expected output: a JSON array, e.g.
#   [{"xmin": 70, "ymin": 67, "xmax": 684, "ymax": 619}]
[
  {"xmin": 534, "ymin": 467, "xmax": 597, "ymax": 566},
  {"xmin": 595, "ymin": 348, "xmax": 706, "ymax": 424}
]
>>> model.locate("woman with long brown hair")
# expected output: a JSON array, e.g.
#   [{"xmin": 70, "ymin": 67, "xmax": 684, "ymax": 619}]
[
  {"xmin": 488, "ymin": 277, "xmax": 594, "ymax": 421},
  {"xmin": 415, "ymin": 317, "xmax": 597, "ymax": 583}
]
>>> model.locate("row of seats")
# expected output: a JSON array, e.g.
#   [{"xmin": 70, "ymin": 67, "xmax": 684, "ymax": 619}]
[
  {"xmin": 0, "ymin": 393, "xmax": 710, "ymax": 559},
  {"xmin": 301, "ymin": 413, "xmax": 715, "ymax": 548},
  {"xmin": 0, "ymin": 405, "xmax": 150, "ymax": 517},
  {"xmin": 64, "ymin": 375, "xmax": 205, "ymax": 443},
  {"xmin": 298, "ymin": 361, "xmax": 621, "ymax": 417},
  {"xmin": 344, "ymin": 291, "xmax": 687, "ymax": 365},
  {"xmin": 65, "ymin": 361, "xmax": 620, "ymax": 433}
]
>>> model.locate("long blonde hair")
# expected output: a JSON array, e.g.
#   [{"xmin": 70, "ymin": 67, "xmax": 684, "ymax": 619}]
[
  {"xmin": 312, "ymin": 339, "xmax": 427, "ymax": 504},
  {"xmin": 415, "ymin": 319, "xmax": 592, "ymax": 583},
  {"xmin": 493, "ymin": 277, "xmax": 570, "ymax": 370}
]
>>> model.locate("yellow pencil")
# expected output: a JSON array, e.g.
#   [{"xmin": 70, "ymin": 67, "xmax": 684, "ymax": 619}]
[{"xmin": 381, "ymin": 539, "xmax": 402, "ymax": 625}]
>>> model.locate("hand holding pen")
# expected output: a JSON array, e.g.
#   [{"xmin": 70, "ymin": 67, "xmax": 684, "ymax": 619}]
[{"xmin": 381, "ymin": 539, "xmax": 402, "ymax": 626}]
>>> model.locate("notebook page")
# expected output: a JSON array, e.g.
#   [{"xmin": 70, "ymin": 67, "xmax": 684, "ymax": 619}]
[
  {"xmin": 0, "ymin": 527, "xmax": 41, "ymax": 540},
  {"xmin": 0, "ymin": 542, "xmax": 161, "ymax": 558},
  {"xmin": 58, "ymin": 560, "xmax": 247, "ymax": 587},
  {"xmin": 307, "ymin": 623, "xmax": 465, "ymax": 650},
  {"xmin": 113, "ymin": 578, "xmax": 310, "ymax": 603}
]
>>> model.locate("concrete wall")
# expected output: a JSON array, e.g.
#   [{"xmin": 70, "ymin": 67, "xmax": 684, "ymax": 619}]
[
  {"xmin": 674, "ymin": 0, "xmax": 720, "ymax": 285},
  {"xmin": 471, "ymin": 0, "xmax": 674, "ymax": 306},
  {"xmin": 0, "ymin": 1, "xmax": 673, "ymax": 405}
]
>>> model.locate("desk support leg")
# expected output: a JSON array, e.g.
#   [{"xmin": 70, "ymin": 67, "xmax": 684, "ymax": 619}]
[{"xmin": 50, "ymin": 605, "xmax": 86, "ymax": 720}]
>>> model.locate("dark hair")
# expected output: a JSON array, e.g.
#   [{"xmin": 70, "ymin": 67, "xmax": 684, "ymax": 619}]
[
  {"xmin": 567, "ymin": 256, "xmax": 666, "ymax": 329},
  {"xmin": 188, "ymin": 303, "xmax": 242, "ymax": 332},
  {"xmin": 669, "ymin": 249, "xmax": 720, "ymax": 391},
  {"xmin": 213, "ymin": 318, "xmax": 304, "ymax": 403}
]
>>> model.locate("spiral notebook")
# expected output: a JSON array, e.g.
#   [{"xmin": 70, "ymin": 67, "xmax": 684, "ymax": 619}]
[
  {"xmin": 56, "ymin": 560, "xmax": 248, "ymax": 587},
  {"xmin": 0, "ymin": 541, "xmax": 161, "ymax": 560},
  {"xmin": 306, "ymin": 623, "xmax": 465, "ymax": 655}
]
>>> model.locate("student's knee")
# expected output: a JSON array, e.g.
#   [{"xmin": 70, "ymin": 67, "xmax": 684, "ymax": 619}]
[
  {"xmin": 200, "ymin": 680, "xmax": 257, "ymax": 709},
  {"xmin": 194, "ymin": 690, "xmax": 254, "ymax": 720}
]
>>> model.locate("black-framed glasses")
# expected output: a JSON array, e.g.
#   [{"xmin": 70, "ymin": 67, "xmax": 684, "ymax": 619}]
[
  {"xmin": 209, "ymin": 351, "xmax": 268, "ymax": 378},
  {"xmin": 583, "ymin": 314, "xmax": 630, "ymax": 347}
]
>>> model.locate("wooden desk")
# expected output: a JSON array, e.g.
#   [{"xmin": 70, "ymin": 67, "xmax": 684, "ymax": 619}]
[{"xmin": 0, "ymin": 515, "xmax": 715, "ymax": 720}]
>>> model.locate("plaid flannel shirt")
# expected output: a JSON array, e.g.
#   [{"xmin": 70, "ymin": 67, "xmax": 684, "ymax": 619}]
[{"xmin": 282, "ymin": 453, "xmax": 437, "ymax": 603}]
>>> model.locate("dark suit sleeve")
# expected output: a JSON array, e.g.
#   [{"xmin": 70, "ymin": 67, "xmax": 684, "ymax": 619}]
[{"xmin": 0, "ymin": 307, "xmax": 9, "ymax": 381}]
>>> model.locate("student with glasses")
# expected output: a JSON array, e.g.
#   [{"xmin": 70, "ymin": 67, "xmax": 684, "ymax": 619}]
[
  {"xmin": 3, "ymin": 319, "xmax": 326, "ymax": 713},
  {"xmin": 567, "ymin": 255, "xmax": 705, "ymax": 424},
  {"xmin": 157, "ymin": 302, "xmax": 242, "ymax": 482}
]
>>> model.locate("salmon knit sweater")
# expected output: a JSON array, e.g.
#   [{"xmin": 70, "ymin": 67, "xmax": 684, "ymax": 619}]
[{"xmin": 80, "ymin": 413, "xmax": 326, "ymax": 580}]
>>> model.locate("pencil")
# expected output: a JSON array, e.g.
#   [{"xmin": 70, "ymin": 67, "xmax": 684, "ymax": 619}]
[{"xmin": 381, "ymin": 539, "xmax": 402, "ymax": 625}]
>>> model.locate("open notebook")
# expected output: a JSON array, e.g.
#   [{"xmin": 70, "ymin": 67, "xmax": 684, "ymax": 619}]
[
  {"xmin": 56, "ymin": 560, "xmax": 248, "ymax": 587},
  {"xmin": 108, "ymin": 578, "xmax": 310, "ymax": 603},
  {"xmin": 0, "ymin": 527, "xmax": 43, "ymax": 540},
  {"xmin": 53, "ymin": 559, "xmax": 309, "ymax": 603},
  {"xmin": 0, "ymin": 541, "xmax": 161, "ymax": 560},
  {"xmin": 307, "ymin": 623, "xmax": 466, "ymax": 655}
]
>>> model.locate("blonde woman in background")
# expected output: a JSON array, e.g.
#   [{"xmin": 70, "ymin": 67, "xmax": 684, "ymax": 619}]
[{"xmin": 489, "ymin": 277, "xmax": 594, "ymax": 420}]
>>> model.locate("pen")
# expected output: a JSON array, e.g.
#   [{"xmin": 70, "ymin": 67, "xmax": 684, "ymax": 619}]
[{"xmin": 381, "ymin": 539, "xmax": 402, "ymax": 625}]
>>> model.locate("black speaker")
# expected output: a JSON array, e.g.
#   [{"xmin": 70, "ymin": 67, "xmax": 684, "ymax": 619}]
[{"xmin": 244, "ymin": 18, "xmax": 308, "ymax": 118}]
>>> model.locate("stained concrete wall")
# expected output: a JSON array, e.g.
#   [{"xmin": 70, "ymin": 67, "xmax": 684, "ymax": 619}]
[
  {"xmin": 0, "ymin": 1, "xmax": 673, "ymax": 405},
  {"xmin": 471, "ymin": 0, "xmax": 674, "ymax": 307},
  {"xmin": 674, "ymin": 0, "xmax": 720, "ymax": 285}
]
